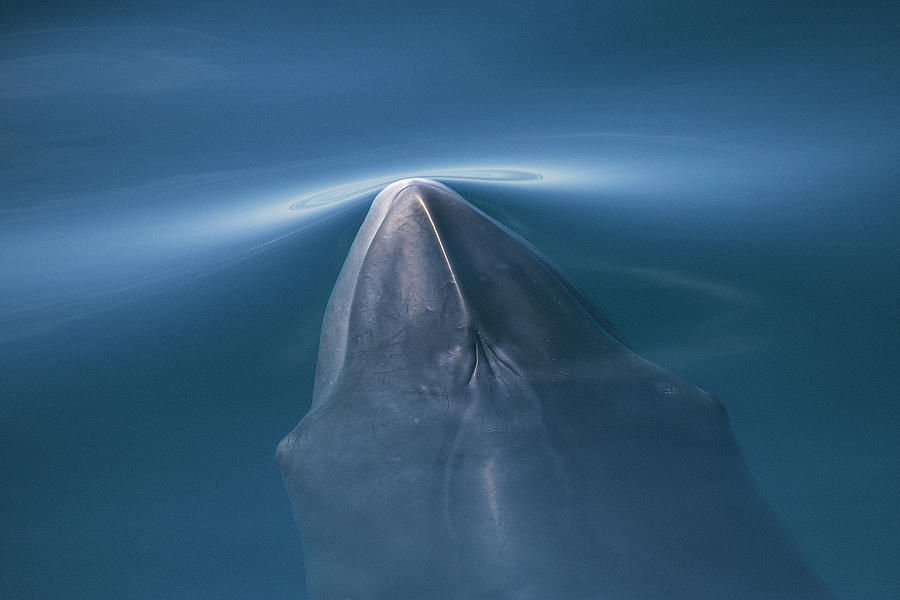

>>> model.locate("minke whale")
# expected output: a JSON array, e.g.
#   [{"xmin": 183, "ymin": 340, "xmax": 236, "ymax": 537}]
[{"xmin": 277, "ymin": 179, "xmax": 834, "ymax": 599}]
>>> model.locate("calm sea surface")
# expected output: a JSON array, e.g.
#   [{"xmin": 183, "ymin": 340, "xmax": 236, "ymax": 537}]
[{"xmin": 2, "ymin": 3, "xmax": 898, "ymax": 598}]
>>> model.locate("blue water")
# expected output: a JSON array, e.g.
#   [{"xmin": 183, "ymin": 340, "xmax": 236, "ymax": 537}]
[{"xmin": 2, "ymin": 3, "xmax": 898, "ymax": 598}]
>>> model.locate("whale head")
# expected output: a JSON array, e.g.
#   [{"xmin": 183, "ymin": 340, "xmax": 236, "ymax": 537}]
[
  {"xmin": 312, "ymin": 178, "xmax": 624, "ymax": 405},
  {"xmin": 277, "ymin": 178, "xmax": 834, "ymax": 600}
]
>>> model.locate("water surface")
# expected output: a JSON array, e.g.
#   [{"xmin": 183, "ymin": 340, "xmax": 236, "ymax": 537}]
[{"xmin": 2, "ymin": 3, "xmax": 898, "ymax": 598}]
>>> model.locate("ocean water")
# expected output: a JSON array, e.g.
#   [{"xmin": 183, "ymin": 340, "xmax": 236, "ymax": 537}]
[{"xmin": 2, "ymin": 3, "xmax": 898, "ymax": 599}]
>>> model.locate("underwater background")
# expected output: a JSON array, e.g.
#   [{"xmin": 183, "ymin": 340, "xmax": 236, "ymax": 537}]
[{"xmin": 2, "ymin": 2, "xmax": 898, "ymax": 598}]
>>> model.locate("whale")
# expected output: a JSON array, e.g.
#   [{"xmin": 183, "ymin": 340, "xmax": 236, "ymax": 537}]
[{"xmin": 276, "ymin": 179, "xmax": 834, "ymax": 599}]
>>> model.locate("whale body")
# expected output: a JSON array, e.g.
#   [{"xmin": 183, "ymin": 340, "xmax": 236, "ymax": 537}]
[{"xmin": 277, "ymin": 179, "xmax": 834, "ymax": 599}]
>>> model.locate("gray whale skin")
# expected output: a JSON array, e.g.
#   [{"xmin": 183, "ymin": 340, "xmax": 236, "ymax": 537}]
[{"xmin": 277, "ymin": 179, "xmax": 834, "ymax": 599}]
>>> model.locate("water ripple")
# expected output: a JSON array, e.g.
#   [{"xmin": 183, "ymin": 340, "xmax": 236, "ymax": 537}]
[{"xmin": 289, "ymin": 168, "xmax": 543, "ymax": 211}]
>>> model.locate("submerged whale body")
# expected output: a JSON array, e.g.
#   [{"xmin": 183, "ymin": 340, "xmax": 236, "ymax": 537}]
[{"xmin": 277, "ymin": 179, "xmax": 833, "ymax": 599}]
